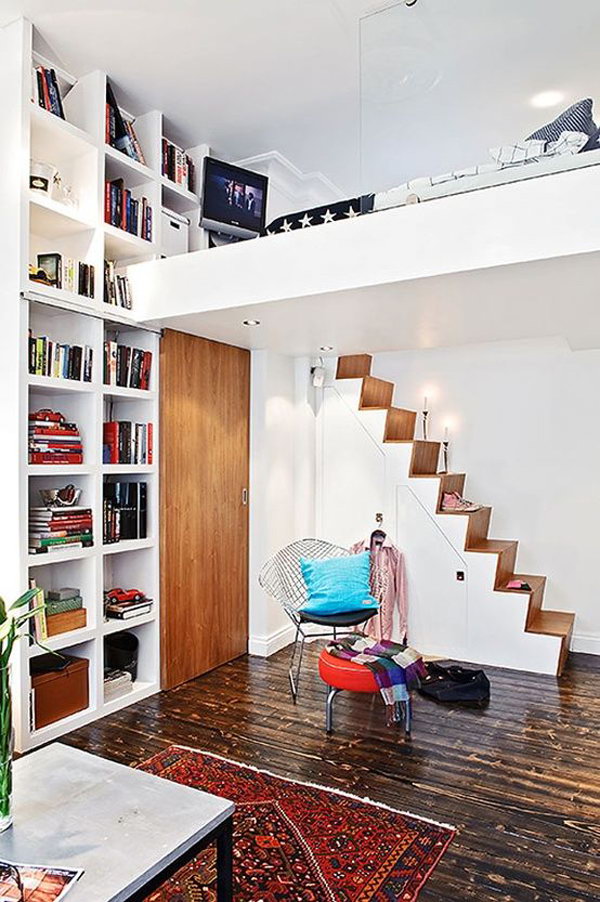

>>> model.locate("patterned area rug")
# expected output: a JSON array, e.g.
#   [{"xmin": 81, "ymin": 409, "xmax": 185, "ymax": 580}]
[{"xmin": 141, "ymin": 745, "xmax": 455, "ymax": 902}]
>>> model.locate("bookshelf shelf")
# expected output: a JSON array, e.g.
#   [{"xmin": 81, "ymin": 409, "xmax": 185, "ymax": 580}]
[
  {"xmin": 102, "ymin": 464, "xmax": 155, "ymax": 475},
  {"xmin": 161, "ymin": 176, "xmax": 198, "ymax": 210},
  {"xmin": 105, "ymin": 144, "xmax": 155, "ymax": 185},
  {"xmin": 28, "ymin": 545, "xmax": 97, "ymax": 567},
  {"xmin": 102, "ymin": 612, "xmax": 155, "ymax": 635},
  {"xmin": 26, "ymin": 282, "xmax": 97, "ymax": 311},
  {"xmin": 30, "ymin": 103, "xmax": 97, "ymax": 156},
  {"xmin": 28, "ymin": 464, "xmax": 95, "ymax": 476},
  {"xmin": 28, "ymin": 374, "xmax": 96, "ymax": 393},
  {"xmin": 102, "ymin": 680, "xmax": 158, "ymax": 716},
  {"xmin": 30, "ymin": 193, "xmax": 96, "ymax": 238},
  {"xmin": 102, "ymin": 537, "xmax": 155, "ymax": 555},
  {"xmin": 28, "ymin": 626, "xmax": 97, "ymax": 657},
  {"xmin": 103, "ymin": 385, "xmax": 156, "ymax": 401},
  {"xmin": 104, "ymin": 223, "xmax": 157, "ymax": 260}
]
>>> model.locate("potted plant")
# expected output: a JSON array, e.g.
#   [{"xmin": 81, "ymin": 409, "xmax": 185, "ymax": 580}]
[{"xmin": 0, "ymin": 587, "xmax": 46, "ymax": 831}]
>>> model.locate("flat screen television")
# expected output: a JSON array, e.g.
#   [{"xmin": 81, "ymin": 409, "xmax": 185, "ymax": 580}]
[{"xmin": 200, "ymin": 157, "xmax": 268, "ymax": 239}]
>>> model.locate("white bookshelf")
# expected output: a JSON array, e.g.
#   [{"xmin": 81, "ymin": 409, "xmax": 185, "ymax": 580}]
[{"xmin": 0, "ymin": 19, "xmax": 194, "ymax": 751}]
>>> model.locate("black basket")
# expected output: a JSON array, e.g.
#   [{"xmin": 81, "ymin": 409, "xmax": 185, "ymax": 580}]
[{"xmin": 105, "ymin": 632, "xmax": 139, "ymax": 681}]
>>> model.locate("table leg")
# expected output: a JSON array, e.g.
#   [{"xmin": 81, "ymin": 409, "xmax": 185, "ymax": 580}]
[{"xmin": 216, "ymin": 815, "xmax": 234, "ymax": 902}]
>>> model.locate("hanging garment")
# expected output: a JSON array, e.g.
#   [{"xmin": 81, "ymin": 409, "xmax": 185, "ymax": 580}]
[{"xmin": 350, "ymin": 535, "xmax": 407, "ymax": 642}]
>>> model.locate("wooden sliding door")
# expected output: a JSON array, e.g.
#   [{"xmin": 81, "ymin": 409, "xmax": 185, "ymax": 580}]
[{"xmin": 160, "ymin": 329, "xmax": 250, "ymax": 689}]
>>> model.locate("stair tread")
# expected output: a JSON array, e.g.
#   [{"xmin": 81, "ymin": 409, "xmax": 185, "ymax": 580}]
[
  {"xmin": 468, "ymin": 539, "xmax": 518, "ymax": 553},
  {"xmin": 336, "ymin": 354, "xmax": 373, "ymax": 379},
  {"xmin": 498, "ymin": 574, "xmax": 547, "ymax": 593},
  {"xmin": 528, "ymin": 610, "xmax": 575, "ymax": 638},
  {"xmin": 439, "ymin": 505, "xmax": 492, "ymax": 517}
]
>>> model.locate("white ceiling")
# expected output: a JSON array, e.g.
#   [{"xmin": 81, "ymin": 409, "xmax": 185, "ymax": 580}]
[
  {"xmin": 3, "ymin": 1, "xmax": 600, "ymax": 194},
  {"xmin": 144, "ymin": 252, "xmax": 600, "ymax": 356}
]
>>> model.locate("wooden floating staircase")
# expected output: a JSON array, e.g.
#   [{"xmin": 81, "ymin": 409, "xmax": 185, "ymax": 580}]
[{"xmin": 335, "ymin": 354, "xmax": 574, "ymax": 676}]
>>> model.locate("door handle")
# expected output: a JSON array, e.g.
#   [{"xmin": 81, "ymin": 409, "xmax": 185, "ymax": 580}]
[{"xmin": 242, "ymin": 488, "xmax": 248, "ymax": 505}]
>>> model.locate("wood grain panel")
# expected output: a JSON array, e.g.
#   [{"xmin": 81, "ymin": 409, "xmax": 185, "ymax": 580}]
[
  {"xmin": 336, "ymin": 355, "xmax": 372, "ymax": 379},
  {"xmin": 359, "ymin": 375, "xmax": 394, "ymax": 410},
  {"xmin": 160, "ymin": 329, "xmax": 250, "ymax": 689},
  {"xmin": 410, "ymin": 440, "xmax": 441, "ymax": 476},
  {"xmin": 384, "ymin": 407, "xmax": 417, "ymax": 442}
]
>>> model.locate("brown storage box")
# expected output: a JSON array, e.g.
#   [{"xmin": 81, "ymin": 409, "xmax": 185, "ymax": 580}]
[
  {"xmin": 31, "ymin": 656, "xmax": 89, "ymax": 729},
  {"xmin": 46, "ymin": 608, "xmax": 87, "ymax": 637}
]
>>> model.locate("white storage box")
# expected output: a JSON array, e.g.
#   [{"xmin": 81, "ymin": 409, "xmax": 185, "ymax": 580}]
[{"xmin": 161, "ymin": 207, "xmax": 189, "ymax": 257}]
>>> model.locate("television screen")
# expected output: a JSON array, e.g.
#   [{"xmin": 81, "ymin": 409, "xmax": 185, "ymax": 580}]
[{"xmin": 200, "ymin": 157, "xmax": 268, "ymax": 239}]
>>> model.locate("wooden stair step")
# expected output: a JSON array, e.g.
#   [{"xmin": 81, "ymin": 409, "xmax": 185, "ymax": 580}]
[
  {"xmin": 468, "ymin": 539, "xmax": 518, "ymax": 587},
  {"xmin": 497, "ymin": 575, "xmax": 546, "ymax": 595},
  {"xmin": 384, "ymin": 407, "xmax": 417, "ymax": 442},
  {"xmin": 359, "ymin": 375, "xmax": 394, "ymax": 410},
  {"xmin": 410, "ymin": 440, "xmax": 441, "ymax": 476},
  {"xmin": 528, "ymin": 610, "xmax": 575, "ymax": 676},
  {"xmin": 336, "ymin": 355, "xmax": 373, "ymax": 380}
]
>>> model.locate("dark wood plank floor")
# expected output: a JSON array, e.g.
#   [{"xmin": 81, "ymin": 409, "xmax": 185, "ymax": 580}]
[{"xmin": 62, "ymin": 646, "xmax": 600, "ymax": 902}]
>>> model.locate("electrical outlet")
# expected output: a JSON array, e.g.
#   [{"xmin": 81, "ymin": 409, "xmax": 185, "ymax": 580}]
[{"xmin": 456, "ymin": 571, "xmax": 465, "ymax": 581}]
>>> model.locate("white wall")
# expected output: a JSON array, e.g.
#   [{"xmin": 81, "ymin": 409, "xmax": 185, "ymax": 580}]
[
  {"xmin": 353, "ymin": 338, "xmax": 600, "ymax": 654},
  {"xmin": 248, "ymin": 351, "xmax": 317, "ymax": 655}
]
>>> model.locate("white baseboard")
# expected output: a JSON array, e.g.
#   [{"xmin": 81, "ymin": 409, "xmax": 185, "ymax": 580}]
[
  {"xmin": 572, "ymin": 633, "xmax": 600, "ymax": 655},
  {"xmin": 248, "ymin": 623, "xmax": 296, "ymax": 657}
]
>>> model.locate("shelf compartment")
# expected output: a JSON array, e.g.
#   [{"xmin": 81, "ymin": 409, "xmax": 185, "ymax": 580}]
[
  {"xmin": 102, "ymin": 537, "xmax": 154, "ymax": 555},
  {"xmin": 28, "ymin": 545, "xmax": 95, "ymax": 567},
  {"xmin": 30, "ymin": 192, "xmax": 96, "ymax": 238},
  {"xmin": 161, "ymin": 176, "xmax": 198, "ymax": 213},
  {"xmin": 30, "ymin": 103, "xmax": 97, "ymax": 160},
  {"xmin": 102, "ymin": 464, "xmax": 155, "ymax": 475},
  {"xmin": 26, "ymin": 282, "xmax": 98, "ymax": 310},
  {"xmin": 101, "ymin": 679, "xmax": 158, "ymax": 715},
  {"xmin": 28, "ymin": 374, "xmax": 96, "ymax": 394},
  {"xmin": 28, "ymin": 626, "xmax": 97, "ymax": 657},
  {"xmin": 28, "ymin": 464, "xmax": 95, "ymax": 477},
  {"xmin": 103, "ymin": 612, "xmax": 155, "ymax": 635},
  {"xmin": 103, "ymin": 385, "xmax": 156, "ymax": 401}
]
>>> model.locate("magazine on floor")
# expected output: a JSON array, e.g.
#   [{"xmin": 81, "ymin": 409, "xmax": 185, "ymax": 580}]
[{"xmin": 0, "ymin": 860, "xmax": 83, "ymax": 901}]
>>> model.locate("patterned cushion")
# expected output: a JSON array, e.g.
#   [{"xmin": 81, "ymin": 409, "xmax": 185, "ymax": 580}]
[{"xmin": 527, "ymin": 98, "xmax": 597, "ymax": 143}]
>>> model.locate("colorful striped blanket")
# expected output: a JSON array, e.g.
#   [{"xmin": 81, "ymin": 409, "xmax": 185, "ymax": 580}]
[{"xmin": 327, "ymin": 634, "xmax": 426, "ymax": 724}]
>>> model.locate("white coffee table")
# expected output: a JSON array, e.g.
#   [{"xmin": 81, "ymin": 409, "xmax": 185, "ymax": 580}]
[{"xmin": 0, "ymin": 743, "xmax": 234, "ymax": 901}]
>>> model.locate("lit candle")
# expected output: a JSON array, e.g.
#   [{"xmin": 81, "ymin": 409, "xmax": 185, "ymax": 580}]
[{"xmin": 423, "ymin": 396, "xmax": 428, "ymax": 411}]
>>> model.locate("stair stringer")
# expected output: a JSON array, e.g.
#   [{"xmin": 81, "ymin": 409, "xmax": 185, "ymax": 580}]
[{"xmin": 328, "ymin": 382, "xmax": 564, "ymax": 675}]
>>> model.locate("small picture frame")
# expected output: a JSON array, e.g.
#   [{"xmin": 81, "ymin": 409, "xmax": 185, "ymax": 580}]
[{"xmin": 37, "ymin": 253, "xmax": 62, "ymax": 289}]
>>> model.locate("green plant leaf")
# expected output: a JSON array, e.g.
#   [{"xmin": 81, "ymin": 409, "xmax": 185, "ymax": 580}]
[
  {"xmin": 10, "ymin": 588, "xmax": 41, "ymax": 611},
  {"xmin": 0, "ymin": 599, "xmax": 6, "ymax": 624}
]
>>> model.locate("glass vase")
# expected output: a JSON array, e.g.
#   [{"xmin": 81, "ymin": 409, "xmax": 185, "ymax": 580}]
[{"xmin": 0, "ymin": 667, "xmax": 13, "ymax": 832}]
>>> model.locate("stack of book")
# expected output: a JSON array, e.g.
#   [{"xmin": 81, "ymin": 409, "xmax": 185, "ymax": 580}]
[
  {"xmin": 103, "ymin": 421, "xmax": 153, "ymax": 464},
  {"xmin": 29, "ymin": 410, "xmax": 84, "ymax": 465},
  {"xmin": 103, "ymin": 481, "xmax": 147, "ymax": 544},
  {"xmin": 103, "ymin": 261, "xmax": 133, "ymax": 309},
  {"xmin": 105, "ymin": 596, "xmax": 153, "ymax": 621},
  {"xmin": 28, "ymin": 331, "xmax": 93, "ymax": 382},
  {"xmin": 104, "ymin": 179, "xmax": 153, "ymax": 242},
  {"xmin": 104, "ymin": 668, "xmax": 133, "ymax": 701},
  {"xmin": 30, "ymin": 253, "xmax": 95, "ymax": 298},
  {"xmin": 31, "ymin": 65, "xmax": 65, "ymax": 119},
  {"xmin": 30, "ymin": 587, "xmax": 87, "ymax": 641},
  {"xmin": 103, "ymin": 341, "xmax": 152, "ymax": 390},
  {"xmin": 29, "ymin": 506, "xmax": 94, "ymax": 555},
  {"xmin": 105, "ymin": 81, "xmax": 146, "ymax": 164},
  {"xmin": 161, "ymin": 138, "xmax": 195, "ymax": 192}
]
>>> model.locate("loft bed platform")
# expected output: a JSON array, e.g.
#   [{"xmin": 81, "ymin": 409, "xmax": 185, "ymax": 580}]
[{"xmin": 127, "ymin": 155, "xmax": 600, "ymax": 353}]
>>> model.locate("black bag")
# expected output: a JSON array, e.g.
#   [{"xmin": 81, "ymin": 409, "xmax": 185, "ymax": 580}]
[{"xmin": 419, "ymin": 662, "xmax": 490, "ymax": 706}]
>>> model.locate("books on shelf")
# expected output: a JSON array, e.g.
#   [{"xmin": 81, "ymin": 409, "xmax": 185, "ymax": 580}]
[
  {"xmin": 31, "ymin": 65, "xmax": 65, "ymax": 119},
  {"xmin": 29, "ymin": 506, "xmax": 94, "ymax": 555},
  {"xmin": 161, "ymin": 138, "xmax": 195, "ymax": 192},
  {"xmin": 103, "ymin": 481, "xmax": 147, "ymax": 543},
  {"xmin": 105, "ymin": 179, "xmax": 153, "ymax": 242},
  {"xmin": 106, "ymin": 598, "xmax": 153, "ymax": 620},
  {"xmin": 103, "ymin": 421, "xmax": 153, "ymax": 465},
  {"xmin": 104, "ymin": 261, "xmax": 133, "ymax": 309},
  {"xmin": 105, "ymin": 80, "xmax": 146, "ymax": 165},
  {"xmin": 28, "ymin": 409, "xmax": 84, "ymax": 465},
  {"xmin": 103, "ymin": 341, "xmax": 152, "ymax": 390},
  {"xmin": 28, "ymin": 330, "xmax": 93, "ymax": 382},
  {"xmin": 30, "ymin": 253, "xmax": 95, "ymax": 299}
]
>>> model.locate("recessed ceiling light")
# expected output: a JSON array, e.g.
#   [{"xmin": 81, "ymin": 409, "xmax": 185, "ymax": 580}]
[
  {"xmin": 320, "ymin": 345, "xmax": 334, "ymax": 352},
  {"xmin": 530, "ymin": 90, "xmax": 566, "ymax": 109},
  {"xmin": 243, "ymin": 319, "xmax": 261, "ymax": 326}
]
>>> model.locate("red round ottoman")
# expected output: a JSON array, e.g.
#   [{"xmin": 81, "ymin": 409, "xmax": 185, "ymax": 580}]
[{"xmin": 318, "ymin": 648, "xmax": 412, "ymax": 736}]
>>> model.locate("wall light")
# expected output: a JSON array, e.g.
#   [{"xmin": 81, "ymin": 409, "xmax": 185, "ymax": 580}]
[
  {"xmin": 320, "ymin": 345, "xmax": 334, "ymax": 352},
  {"xmin": 530, "ymin": 90, "xmax": 566, "ymax": 109},
  {"xmin": 243, "ymin": 319, "xmax": 261, "ymax": 326}
]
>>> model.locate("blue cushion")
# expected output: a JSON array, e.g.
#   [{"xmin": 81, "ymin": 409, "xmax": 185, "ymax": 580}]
[
  {"xmin": 300, "ymin": 552, "xmax": 379, "ymax": 616},
  {"xmin": 527, "ymin": 98, "xmax": 597, "ymax": 143}
]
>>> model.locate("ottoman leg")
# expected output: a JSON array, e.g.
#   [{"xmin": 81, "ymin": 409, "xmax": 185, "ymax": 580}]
[
  {"xmin": 326, "ymin": 687, "xmax": 340, "ymax": 734},
  {"xmin": 404, "ymin": 697, "xmax": 412, "ymax": 737}
]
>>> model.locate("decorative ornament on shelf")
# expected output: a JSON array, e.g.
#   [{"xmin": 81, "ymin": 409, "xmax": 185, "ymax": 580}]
[
  {"xmin": 0, "ymin": 587, "xmax": 48, "ymax": 831},
  {"xmin": 39, "ymin": 483, "xmax": 82, "ymax": 509},
  {"xmin": 422, "ymin": 396, "xmax": 429, "ymax": 441}
]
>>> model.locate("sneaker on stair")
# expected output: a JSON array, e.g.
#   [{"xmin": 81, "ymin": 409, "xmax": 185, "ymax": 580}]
[{"xmin": 441, "ymin": 491, "xmax": 482, "ymax": 513}]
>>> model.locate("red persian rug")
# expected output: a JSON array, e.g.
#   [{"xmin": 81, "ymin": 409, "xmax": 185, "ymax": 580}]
[{"xmin": 141, "ymin": 745, "xmax": 455, "ymax": 902}]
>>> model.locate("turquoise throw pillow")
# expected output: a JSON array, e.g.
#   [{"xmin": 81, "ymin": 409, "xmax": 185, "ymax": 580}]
[{"xmin": 300, "ymin": 552, "xmax": 379, "ymax": 616}]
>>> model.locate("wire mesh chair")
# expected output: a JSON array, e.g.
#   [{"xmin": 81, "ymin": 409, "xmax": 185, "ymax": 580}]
[{"xmin": 258, "ymin": 538, "xmax": 378, "ymax": 701}]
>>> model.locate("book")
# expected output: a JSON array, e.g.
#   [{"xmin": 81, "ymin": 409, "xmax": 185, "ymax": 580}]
[
  {"xmin": 105, "ymin": 601, "xmax": 152, "ymax": 620},
  {"xmin": 0, "ymin": 858, "xmax": 82, "ymax": 900},
  {"xmin": 32, "ymin": 66, "xmax": 66, "ymax": 120}
]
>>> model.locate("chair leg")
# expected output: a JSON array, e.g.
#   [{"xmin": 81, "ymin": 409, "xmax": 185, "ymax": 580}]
[
  {"xmin": 288, "ymin": 629, "xmax": 306, "ymax": 703},
  {"xmin": 326, "ymin": 687, "xmax": 340, "ymax": 734}
]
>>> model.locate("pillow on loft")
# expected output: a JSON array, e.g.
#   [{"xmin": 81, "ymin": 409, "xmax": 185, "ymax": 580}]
[
  {"xmin": 300, "ymin": 551, "xmax": 379, "ymax": 616},
  {"xmin": 489, "ymin": 130, "xmax": 589, "ymax": 165},
  {"xmin": 527, "ymin": 98, "xmax": 597, "ymax": 144}
]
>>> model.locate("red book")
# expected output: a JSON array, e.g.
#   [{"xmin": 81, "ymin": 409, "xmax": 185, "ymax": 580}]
[
  {"xmin": 39, "ymin": 67, "xmax": 51, "ymax": 111},
  {"xmin": 147, "ymin": 422, "xmax": 153, "ymax": 464},
  {"xmin": 140, "ymin": 351, "xmax": 152, "ymax": 390},
  {"xmin": 103, "ymin": 421, "xmax": 119, "ymax": 464},
  {"xmin": 29, "ymin": 452, "xmax": 83, "ymax": 464},
  {"xmin": 29, "ymin": 427, "xmax": 79, "ymax": 436}
]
